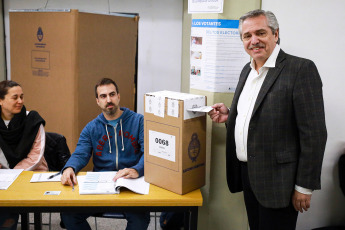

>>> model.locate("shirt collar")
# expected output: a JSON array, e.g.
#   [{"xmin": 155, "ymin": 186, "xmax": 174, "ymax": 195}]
[{"xmin": 250, "ymin": 44, "xmax": 281, "ymax": 70}]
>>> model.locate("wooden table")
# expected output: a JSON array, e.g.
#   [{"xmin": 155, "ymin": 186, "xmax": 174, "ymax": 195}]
[{"xmin": 0, "ymin": 171, "xmax": 203, "ymax": 230}]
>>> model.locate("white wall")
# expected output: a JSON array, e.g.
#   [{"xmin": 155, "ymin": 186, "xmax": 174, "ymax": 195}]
[
  {"xmin": 4, "ymin": 0, "xmax": 183, "ymax": 114},
  {"xmin": 262, "ymin": 0, "xmax": 345, "ymax": 229}
]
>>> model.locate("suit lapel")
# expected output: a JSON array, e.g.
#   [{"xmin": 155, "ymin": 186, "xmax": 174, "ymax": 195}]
[
  {"xmin": 233, "ymin": 64, "xmax": 251, "ymax": 105},
  {"xmin": 251, "ymin": 50, "xmax": 287, "ymax": 117},
  {"xmin": 227, "ymin": 63, "xmax": 251, "ymax": 127}
]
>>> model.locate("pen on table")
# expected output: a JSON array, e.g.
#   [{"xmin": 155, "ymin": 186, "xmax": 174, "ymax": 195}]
[
  {"xmin": 47, "ymin": 172, "xmax": 61, "ymax": 180},
  {"xmin": 72, "ymin": 181, "xmax": 75, "ymax": 192}
]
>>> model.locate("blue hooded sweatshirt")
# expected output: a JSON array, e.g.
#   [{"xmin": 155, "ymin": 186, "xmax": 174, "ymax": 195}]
[{"xmin": 63, "ymin": 107, "xmax": 144, "ymax": 176}]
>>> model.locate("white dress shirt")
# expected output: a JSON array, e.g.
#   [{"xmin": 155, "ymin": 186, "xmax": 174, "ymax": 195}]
[{"xmin": 235, "ymin": 44, "xmax": 281, "ymax": 162}]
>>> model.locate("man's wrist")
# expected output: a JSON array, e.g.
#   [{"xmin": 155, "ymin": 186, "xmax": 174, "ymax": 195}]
[{"xmin": 295, "ymin": 185, "xmax": 313, "ymax": 195}]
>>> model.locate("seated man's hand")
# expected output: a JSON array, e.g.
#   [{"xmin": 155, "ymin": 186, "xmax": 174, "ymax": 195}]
[
  {"xmin": 113, "ymin": 168, "xmax": 139, "ymax": 181},
  {"xmin": 61, "ymin": 167, "xmax": 77, "ymax": 187}
]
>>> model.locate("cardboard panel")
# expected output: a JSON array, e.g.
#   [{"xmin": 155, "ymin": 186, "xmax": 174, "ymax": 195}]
[
  {"xmin": 10, "ymin": 10, "xmax": 78, "ymax": 149},
  {"xmin": 181, "ymin": 117, "xmax": 206, "ymax": 194},
  {"xmin": 145, "ymin": 120, "xmax": 180, "ymax": 172},
  {"xmin": 10, "ymin": 10, "xmax": 138, "ymax": 171},
  {"xmin": 77, "ymin": 12, "xmax": 138, "ymax": 135}
]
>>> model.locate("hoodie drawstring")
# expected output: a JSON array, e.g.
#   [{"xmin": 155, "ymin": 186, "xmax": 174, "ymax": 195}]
[
  {"xmin": 105, "ymin": 124, "xmax": 112, "ymax": 153},
  {"xmin": 105, "ymin": 119, "xmax": 124, "ymax": 153},
  {"xmin": 120, "ymin": 119, "xmax": 125, "ymax": 151}
]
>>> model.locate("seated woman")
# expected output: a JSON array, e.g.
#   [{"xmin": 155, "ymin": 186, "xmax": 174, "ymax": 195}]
[{"xmin": 0, "ymin": 80, "xmax": 47, "ymax": 230}]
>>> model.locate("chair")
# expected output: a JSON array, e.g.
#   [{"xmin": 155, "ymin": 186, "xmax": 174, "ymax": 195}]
[
  {"xmin": 20, "ymin": 132, "xmax": 71, "ymax": 230},
  {"xmin": 93, "ymin": 212, "xmax": 158, "ymax": 230},
  {"xmin": 44, "ymin": 132, "xmax": 71, "ymax": 172},
  {"xmin": 311, "ymin": 154, "xmax": 345, "ymax": 230},
  {"xmin": 45, "ymin": 132, "xmax": 72, "ymax": 229}
]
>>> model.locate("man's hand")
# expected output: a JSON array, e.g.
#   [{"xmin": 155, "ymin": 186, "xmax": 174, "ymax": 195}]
[
  {"xmin": 292, "ymin": 190, "xmax": 312, "ymax": 213},
  {"xmin": 113, "ymin": 168, "xmax": 139, "ymax": 181},
  {"xmin": 208, "ymin": 103, "xmax": 229, "ymax": 123},
  {"xmin": 61, "ymin": 167, "xmax": 77, "ymax": 187}
]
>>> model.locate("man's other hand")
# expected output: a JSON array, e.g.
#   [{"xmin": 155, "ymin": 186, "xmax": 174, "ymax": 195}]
[
  {"xmin": 292, "ymin": 190, "xmax": 312, "ymax": 213},
  {"xmin": 113, "ymin": 168, "xmax": 139, "ymax": 181},
  {"xmin": 208, "ymin": 103, "xmax": 229, "ymax": 123},
  {"xmin": 61, "ymin": 167, "xmax": 77, "ymax": 187}
]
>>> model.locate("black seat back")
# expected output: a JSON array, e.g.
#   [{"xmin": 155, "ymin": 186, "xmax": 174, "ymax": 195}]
[{"xmin": 44, "ymin": 132, "xmax": 71, "ymax": 171}]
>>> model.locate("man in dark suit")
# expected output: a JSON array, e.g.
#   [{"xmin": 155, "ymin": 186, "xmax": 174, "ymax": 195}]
[{"xmin": 209, "ymin": 9, "xmax": 327, "ymax": 230}]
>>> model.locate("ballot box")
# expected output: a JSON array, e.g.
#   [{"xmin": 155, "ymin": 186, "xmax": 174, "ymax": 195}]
[{"xmin": 144, "ymin": 91, "xmax": 206, "ymax": 194}]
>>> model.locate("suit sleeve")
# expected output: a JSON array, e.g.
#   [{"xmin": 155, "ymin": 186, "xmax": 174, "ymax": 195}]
[{"xmin": 293, "ymin": 60, "xmax": 327, "ymax": 190}]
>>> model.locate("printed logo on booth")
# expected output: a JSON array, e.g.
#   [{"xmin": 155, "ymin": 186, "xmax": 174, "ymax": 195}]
[
  {"xmin": 188, "ymin": 133, "xmax": 200, "ymax": 162},
  {"xmin": 37, "ymin": 27, "xmax": 44, "ymax": 42}
]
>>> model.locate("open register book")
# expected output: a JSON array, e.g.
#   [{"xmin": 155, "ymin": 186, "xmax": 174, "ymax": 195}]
[{"xmin": 78, "ymin": 171, "xmax": 150, "ymax": 195}]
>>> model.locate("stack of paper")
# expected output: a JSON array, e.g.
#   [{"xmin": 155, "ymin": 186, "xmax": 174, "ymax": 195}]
[
  {"xmin": 0, "ymin": 169, "xmax": 24, "ymax": 190},
  {"xmin": 30, "ymin": 172, "xmax": 62, "ymax": 182}
]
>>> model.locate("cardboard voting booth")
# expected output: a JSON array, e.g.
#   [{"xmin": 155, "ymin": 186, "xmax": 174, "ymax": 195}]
[
  {"xmin": 10, "ymin": 10, "xmax": 138, "ymax": 170},
  {"xmin": 144, "ymin": 91, "xmax": 206, "ymax": 194}
]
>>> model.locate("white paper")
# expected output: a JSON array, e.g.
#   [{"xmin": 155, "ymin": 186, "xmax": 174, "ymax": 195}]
[
  {"xmin": 190, "ymin": 19, "xmax": 250, "ymax": 92},
  {"xmin": 167, "ymin": 99, "xmax": 179, "ymax": 118},
  {"xmin": 44, "ymin": 191, "xmax": 61, "ymax": 195},
  {"xmin": 183, "ymin": 96, "xmax": 206, "ymax": 120},
  {"xmin": 115, "ymin": 176, "xmax": 149, "ymax": 195},
  {"xmin": 78, "ymin": 172, "xmax": 150, "ymax": 195},
  {"xmin": 0, "ymin": 173, "xmax": 18, "ymax": 182},
  {"xmin": 187, "ymin": 105, "xmax": 213, "ymax": 113},
  {"xmin": 0, "ymin": 169, "xmax": 23, "ymax": 190},
  {"xmin": 146, "ymin": 91, "xmax": 206, "ymax": 120},
  {"xmin": 84, "ymin": 171, "xmax": 115, "ymax": 183},
  {"xmin": 145, "ymin": 95, "xmax": 154, "ymax": 114},
  {"xmin": 30, "ymin": 172, "xmax": 62, "ymax": 182},
  {"xmin": 148, "ymin": 130, "xmax": 176, "ymax": 162},
  {"xmin": 154, "ymin": 96, "xmax": 165, "ymax": 118},
  {"xmin": 188, "ymin": 0, "xmax": 224, "ymax": 14}
]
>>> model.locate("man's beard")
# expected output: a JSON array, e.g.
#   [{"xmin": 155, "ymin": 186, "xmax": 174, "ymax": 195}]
[{"xmin": 103, "ymin": 103, "xmax": 118, "ymax": 116}]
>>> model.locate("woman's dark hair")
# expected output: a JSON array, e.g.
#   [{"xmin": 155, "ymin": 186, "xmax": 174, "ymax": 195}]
[{"xmin": 0, "ymin": 80, "xmax": 21, "ymax": 100}]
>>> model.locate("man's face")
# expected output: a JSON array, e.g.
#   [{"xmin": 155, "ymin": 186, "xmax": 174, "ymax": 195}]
[
  {"xmin": 96, "ymin": 84, "xmax": 120, "ymax": 117},
  {"xmin": 241, "ymin": 15, "xmax": 279, "ymax": 67}
]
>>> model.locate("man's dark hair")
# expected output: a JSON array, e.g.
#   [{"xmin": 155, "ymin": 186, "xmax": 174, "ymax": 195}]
[
  {"xmin": 0, "ymin": 80, "xmax": 21, "ymax": 100},
  {"xmin": 95, "ymin": 78, "xmax": 119, "ymax": 98}
]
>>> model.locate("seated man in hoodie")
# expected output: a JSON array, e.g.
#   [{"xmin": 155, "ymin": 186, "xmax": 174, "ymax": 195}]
[{"xmin": 60, "ymin": 78, "xmax": 150, "ymax": 230}]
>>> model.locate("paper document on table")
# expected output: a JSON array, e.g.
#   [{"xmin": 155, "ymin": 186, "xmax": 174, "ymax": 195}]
[
  {"xmin": 0, "ymin": 169, "xmax": 24, "ymax": 190},
  {"xmin": 187, "ymin": 106, "xmax": 213, "ymax": 113},
  {"xmin": 115, "ymin": 176, "xmax": 149, "ymax": 194},
  {"xmin": 78, "ymin": 171, "xmax": 150, "ymax": 195},
  {"xmin": 30, "ymin": 172, "xmax": 62, "ymax": 182}
]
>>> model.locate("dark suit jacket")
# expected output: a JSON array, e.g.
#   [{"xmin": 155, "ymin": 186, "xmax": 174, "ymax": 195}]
[{"xmin": 226, "ymin": 49, "xmax": 327, "ymax": 208}]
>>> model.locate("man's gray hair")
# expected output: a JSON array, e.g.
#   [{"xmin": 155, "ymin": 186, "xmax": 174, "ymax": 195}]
[{"xmin": 238, "ymin": 9, "xmax": 280, "ymax": 44}]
